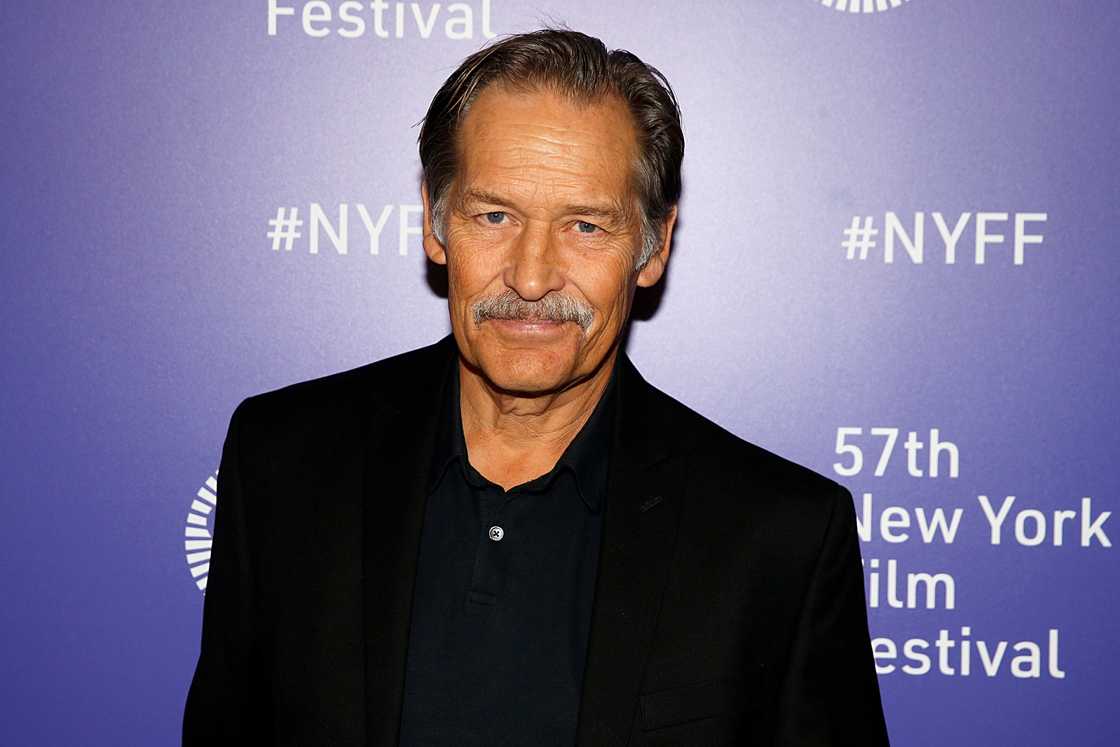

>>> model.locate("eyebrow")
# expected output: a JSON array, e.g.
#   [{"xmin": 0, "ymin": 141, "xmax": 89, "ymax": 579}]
[
  {"xmin": 458, "ymin": 189, "xmax": 516, "ymax": 209},
  {"xmin": 458, "ymin": 188, "xmax": 629, "ymax": 224}
]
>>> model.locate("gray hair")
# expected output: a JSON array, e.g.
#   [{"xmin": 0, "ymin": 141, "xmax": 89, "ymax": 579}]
[{"xmin": 472, "ymin": 288, "xmax": 595, "ymax": 331}]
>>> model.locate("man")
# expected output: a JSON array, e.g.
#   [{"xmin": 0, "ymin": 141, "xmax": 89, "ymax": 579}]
[{"xmin": 184, "ymin": 29, "xmax": 888, "ymax": 746}]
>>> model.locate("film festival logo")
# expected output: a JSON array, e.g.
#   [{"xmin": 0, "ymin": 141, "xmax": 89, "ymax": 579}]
[
  {"xmin": 184, "ymin": 471, "xmax": 219, "ymax": 592},
  {"xmin": 814, "ymin": 0, "xmax": 914, "ymax": 12}
]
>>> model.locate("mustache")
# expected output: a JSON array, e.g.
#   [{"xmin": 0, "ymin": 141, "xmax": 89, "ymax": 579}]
[{"xmin": 471, "ymin": 290, "xmax": 595, "ymax": 331}]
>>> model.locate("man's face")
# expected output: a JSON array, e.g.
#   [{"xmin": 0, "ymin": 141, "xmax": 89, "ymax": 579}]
[{"xmin": 422, "ymin": 84, "xmax": 674, "ymax": 396}]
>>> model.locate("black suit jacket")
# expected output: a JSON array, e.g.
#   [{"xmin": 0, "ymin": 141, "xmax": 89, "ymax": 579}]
[{"xmin": 184, "ymin": 334, "xmax": 889, "ymax": 746}]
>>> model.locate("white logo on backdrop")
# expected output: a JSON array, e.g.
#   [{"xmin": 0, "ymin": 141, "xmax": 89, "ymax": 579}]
[
  {"xmin": 267, "ymin": 203, "xmax": 424, "ymax": 256},
  {"xmin": 815, "ymin": 0, "xmax": 913, "ymax": 12},
  {"xmin": 267, "ymin": 0, "xmax": 496, "ymax": 39},
  {"xmin": 184, "ymin": 471, "xmax": 219, "ymax": 592}
]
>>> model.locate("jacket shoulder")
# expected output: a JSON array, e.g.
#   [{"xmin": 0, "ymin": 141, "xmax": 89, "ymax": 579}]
[
  {"xmin": 644, "ymin": 378, "xmax": 847, "ymax": 505},
  {"xmin": 231, "ymin": 336, "xmax": 453, "ymax": 434}
]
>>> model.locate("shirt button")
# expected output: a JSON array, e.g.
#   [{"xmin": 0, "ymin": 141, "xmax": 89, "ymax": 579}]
[{"xmin": 488, "ymin": 525, "xmax": 504, "ymax": 541}]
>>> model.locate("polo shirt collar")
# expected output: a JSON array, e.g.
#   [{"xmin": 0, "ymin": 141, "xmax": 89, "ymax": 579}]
[{"xmin": 426, "ymin": 353, "xmax": 620, "ymax": 514}]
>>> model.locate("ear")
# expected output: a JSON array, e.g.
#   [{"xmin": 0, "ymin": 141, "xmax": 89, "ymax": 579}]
[
  {"xmin": 636, "ymin": 205, "xmax": 677, "ymax": 288},
  {"xmin": 421, "ymin": 182, "xmax": 447, "ymax": 265}
]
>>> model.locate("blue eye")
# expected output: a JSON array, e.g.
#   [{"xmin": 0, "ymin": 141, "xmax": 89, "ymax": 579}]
[
  {"xmin": 484, "ymin": 211, "xmax": 506, "ymax": 225},
  {"xmin": 576, "ymin": 221, "xmax": 599, "ymax": 234}
]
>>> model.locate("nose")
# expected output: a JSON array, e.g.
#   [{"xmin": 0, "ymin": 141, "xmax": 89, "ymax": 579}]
[{"xmin": 502, "ymin": 220, "xmax": 564, "ymax": 301}]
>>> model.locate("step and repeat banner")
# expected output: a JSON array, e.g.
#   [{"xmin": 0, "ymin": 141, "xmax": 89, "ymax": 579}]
[{"xmin": 3, "ymin": 1, "xmax": 1117, "ymax": 744}]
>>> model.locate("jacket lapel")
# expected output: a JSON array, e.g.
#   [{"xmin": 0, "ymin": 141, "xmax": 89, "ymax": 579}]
[
  {"xmin": 576, "ymin": 351, "xmax": 687, "ymax": 746},
  {"xmin": 361, "ymin": 336, "xmax": 457, "ymax": 746}
]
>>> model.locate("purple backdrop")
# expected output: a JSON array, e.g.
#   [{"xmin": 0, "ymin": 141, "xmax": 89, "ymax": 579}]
[{"xmin": 3, "ymin": 1, "xmax": 1117, "ymax": 744}]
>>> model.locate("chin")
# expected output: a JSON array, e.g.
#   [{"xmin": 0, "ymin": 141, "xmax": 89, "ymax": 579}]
[
  {"xmin": 459, "ymin": 330, "xmax": 578, "ymax": 393},
  {"xmin": 477, "ymin": 348, "xmax": 575, "ymax": 395}
]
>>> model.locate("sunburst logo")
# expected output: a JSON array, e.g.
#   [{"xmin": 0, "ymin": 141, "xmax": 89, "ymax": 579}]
[
  {"xmin": 815, "ymin": 0, "xmax": 914, "ymax": 12},
  {"xmin": 184, "ymin": 470, "xmax": 218, "ymax": 592}
]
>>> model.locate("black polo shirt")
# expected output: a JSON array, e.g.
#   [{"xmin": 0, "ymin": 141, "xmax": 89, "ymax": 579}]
[{"xmin": 398, "ymin": 356, "xmax": 618, "ymax": 746}]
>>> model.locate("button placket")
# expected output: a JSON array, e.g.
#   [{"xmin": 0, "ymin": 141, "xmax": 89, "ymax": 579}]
[{"xmin": 466, "ymin": 484, "xmax": 510, "ymax": 610}]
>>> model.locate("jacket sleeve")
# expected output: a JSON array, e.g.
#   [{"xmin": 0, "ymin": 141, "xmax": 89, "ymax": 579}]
[
  {"xmin": 772, "ymin": 484, "xmax": 890, "ymax": 746},
  {"xmin": 183, "ymin": 400, "xmax": 264, "ymax": 743}
]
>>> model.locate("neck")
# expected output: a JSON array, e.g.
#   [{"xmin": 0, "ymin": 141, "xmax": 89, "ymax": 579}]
[{"xmin": 457, "ymin": 348, "xmax": 618, "ymax": 490}]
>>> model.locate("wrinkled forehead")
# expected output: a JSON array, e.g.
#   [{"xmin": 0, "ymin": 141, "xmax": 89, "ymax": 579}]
[{"xmin": 452, "ymin": 84, "xmax": 641, "ymax": 210}]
